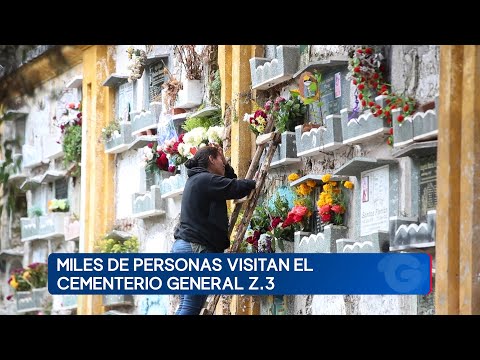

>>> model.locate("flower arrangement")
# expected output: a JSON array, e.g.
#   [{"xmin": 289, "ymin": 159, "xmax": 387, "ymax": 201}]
[
  {"xmin": 245, "ymin": 192, "xmax": 313, "ymax": 252},
  {"xmin": 161, "ymin": 133, "xmax": 189, "ymax": 168},
  {"xmin": 162, "ymin": 71, "xmax": 183, "ymax": 111},
  {"xmin": 48, "ymin": 198, "xmax": 69, "ymax": 212},
  {"xmin": 178, "ymin": 125, "xmax": 225, "ymax": 159},
  {"xmin": 316, "ymin": 174, "xmax": 354, "ymax": 226},
  {"xmin": 56, "ymin": 102, "xmax": 82, "ymax": 177},
  {"xmin": 243, "ymin": 109, "xmax": 268, "ymax": 136},
  {"xmin": 265, "ymin": 92, "xmax": 307, "ymax": 133},
  {"xmin": 346, "ymin": 47, "xmax": 416, "ymax": 145},
  {"xmin": 140, "ymin": 142, "xmax": 173, "ymax": 174},
  {"xmin": 126, "ymin": 47, "xmax": 147, "ymax": 82},
  {"xmin": 101, "ymin": 120, "xmax": 121, "ymax": 143},
  {"xmin": 7, "ymin": 262, "xmax": 48, "ymax": 293},
  {"xmin": 98, "ymin": 235, "xmax": 139, "ymax": 253}
]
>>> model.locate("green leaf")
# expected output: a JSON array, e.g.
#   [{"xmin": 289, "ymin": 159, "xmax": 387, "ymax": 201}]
[{"xmin": 309, "ymin": 83, "xmax": 317, "ymax": 92}]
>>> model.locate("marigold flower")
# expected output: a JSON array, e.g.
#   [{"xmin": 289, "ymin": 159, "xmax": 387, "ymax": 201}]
[
  {"xmin": 321, "ymin": 174, "xmax": 331, "ymax": 183},
  {"xmin": 306, "ymin": 180, "xmax": 316, "ymax": 188},
  {"xmin": 288, "ymin": 173, "xmax": 300, "ymax": 182},
  {"xmin": 344, "ymin": 181, "xmax": 354, "ymax": 189}
]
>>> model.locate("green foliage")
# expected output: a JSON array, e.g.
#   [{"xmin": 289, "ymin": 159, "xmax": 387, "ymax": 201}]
[
  {"xmin": 101, "ymin": 120, "xmax": 121, "ymax": 143},
  {"xmin": 62, "ymin": 124, "xmax": 82, "ymax": 177},
  {"xmin": 182, "ymin": 109, "xmax": 223, "ymax": 132},
  {"xmin": 209, "ymin": 69, "xmax": 221, "ymax": 107},
  {"xmin": 28, "ymin": 206, "xmax": 43, "ymax": 217},
  {"xmin": 98, "ymin": 236, "xmax": 139, "ymax": 253},
  {"xmin": 273, "ymin": 94, "xmax": 307, "ymax": 133},
  {"xmin": 0, "ymin": 139, "xmax": 21, "ymax": 218}
]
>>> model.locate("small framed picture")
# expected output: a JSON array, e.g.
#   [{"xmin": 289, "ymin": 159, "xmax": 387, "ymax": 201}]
[
  {"xmin": 362, "ymin": 176, "xmax": 369, "ymax": 203},
  {"xmin": 335, "ymin": 72, "xmax": 342, "ymax": 98}
]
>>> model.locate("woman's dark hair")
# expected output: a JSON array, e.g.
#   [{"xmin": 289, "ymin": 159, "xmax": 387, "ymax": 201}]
[{"xmin": 184, "ymin": 146, "xmax": 220, "ymax": 169}]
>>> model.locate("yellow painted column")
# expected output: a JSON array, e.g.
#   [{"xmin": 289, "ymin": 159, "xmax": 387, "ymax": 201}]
[
  {"xmin": 436, "ymin": 45, "xmax": 480, "ymax": 314},
  {"xmin": 230, "ymin": 45, "xmax": 254, "ymax": 178},
  {"xmin": 459, "ymin": 46, "xmax": 480, "ymax": 314},
  {"xmin": 218, "ymin": 46, "xmax": 232, "ymax": 119},
  {"xmin": 77, "ymin": 46, "xmax": 116, "ymax": 315},
  {"xmin": 436, "ymin": 45, "xmax": 463, "ymax": 315},
  {"xmin": 218, "ymin": 45, "xmax": 263, "ymax": 315}
]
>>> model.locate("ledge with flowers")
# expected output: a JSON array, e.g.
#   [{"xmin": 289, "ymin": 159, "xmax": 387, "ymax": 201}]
[
  {"xmin": 20, "ymin": 199, "xmax": 71, "ymax": 241},
  {"xmin": 138, "ymin": 108, "xmax": 225, "ymax": 201},
  {"xmin": 287, "ymin": 172, "xmax": 355, "ymax": 253},
  {"xmin": 6, "ymin": 262, "xmax": 50, "ymax": 314},
  {"xmin": 243, "ymin": 92, "xmax": 307, "ymax": 169}
]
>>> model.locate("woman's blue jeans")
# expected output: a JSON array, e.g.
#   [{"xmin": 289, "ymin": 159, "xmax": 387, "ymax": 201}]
[{"xmin": 171, "ymin": 239, "xmax": 215, "ymax": 315}]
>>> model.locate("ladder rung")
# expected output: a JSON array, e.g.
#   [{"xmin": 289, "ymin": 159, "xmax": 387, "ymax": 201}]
[{"xmin": 255, "ymin": 132, "xmax": 275, "ymax": 145}]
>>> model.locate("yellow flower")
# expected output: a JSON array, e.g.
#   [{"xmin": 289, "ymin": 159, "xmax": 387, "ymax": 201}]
[
  {"xmin": 329, "ymin": 181, "xmax": 337, "ymax": 187},
  {"xmin": 344, "ymin": 181, "xmax": 354, "ymax": 189},
  {"xmin": 306, "ymin": 180, "xmax": 316, "ymax": 188},
  {"xmin": 321, "ymin": 174, "xmax": 331, "ymax": 183},
  {"xmin": 22, "ymin": 271, "xmax": 31, "ymax": 280},
  {"xmin": 10, "ymin": 276, "xmax": 18, "ymax": 290},
  {"xmin": 296, "ymin": 183, "xmax": 313, "ymax": 196},
  {"xmin": 323, "ymin": 184, "xmax": 332, "ymax": 193},
  {"xmin": 288, "ymin": 173, "xmax": 300, "ymax": 182}
]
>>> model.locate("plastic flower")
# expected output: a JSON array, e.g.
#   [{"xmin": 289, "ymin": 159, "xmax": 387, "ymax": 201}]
[
  {"xmin": 288, "ymin": 173, "xmax": 300, "ymax": 182},
  {"xmin": 344, "ymin": 181, "xmax": 354, "ymax": 189}
]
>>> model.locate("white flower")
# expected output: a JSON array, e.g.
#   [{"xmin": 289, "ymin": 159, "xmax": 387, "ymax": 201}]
[
  {"xmin": 243, "ymin": 113, "xmax": 252, "ymax": 122},
  {"xmin": 178, "ymin": 143, "xmax": 192, "ymax": 157},
  {"xmin": 157, "ymin": 145, "xmax": 163, "ymax": 152},
  {"xmin": 140, "ymin": 161, "xmax": 147, "ymax": 168},
  {"xmin": 199, "ymin": 143, "xmax": 206, "ymax": 148},
  {"xmin": 146, "ymin": 152, "xmax": 154, "ymax": 161},
  {"xmin": 113, "ymin": 130, "xmax": 120, "ymax": 138},
  {"xmin": 207, "ymin": 125, "xmax": 225, "ymax": 144},
  {"xmin": 143, "ymin": 146, "xmax": 151, "ymax": 155}
]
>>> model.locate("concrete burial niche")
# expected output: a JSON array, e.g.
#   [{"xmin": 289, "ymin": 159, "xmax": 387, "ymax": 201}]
[{"xmin": 249, "ymin": 45, "xmax": 300, "ymax": 90}]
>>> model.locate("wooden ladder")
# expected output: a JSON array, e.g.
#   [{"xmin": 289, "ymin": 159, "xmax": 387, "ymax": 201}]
[{"xmin": 200, "ymin": 115, "xmax": 281, "ymax": 315}]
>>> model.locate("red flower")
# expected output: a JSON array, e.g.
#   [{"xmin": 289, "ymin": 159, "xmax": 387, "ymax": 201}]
[
  {"xmin": 178, "ymin": 133, "xmax": 185, "ymax": 143},
  {"xmin": 357, "ymin": 83, "xmax": 365, "ymax": 90},
  {"xmin": 397, "ymin": 114, "xmax": 404, "ymax": 123},
  {"xmin": 353, "ymin": 79, "xmax": 357, "ymax": 85},
  {"xmin": 331, "ymin": 204, "xmax": 344, "ymax": 214},
  {"xmin": 269, "ymin": 217, "xmax": 282, "ymax": 230},
  {"xmin": 358, "ymin": 93, "xmax": 363, "ymax": 100},
  {"xmin": 320, "ymin": 213, "xmax": 332, "ymax": 222},
  {"xmin": 168, "ymin": 165, "xmax": 176, "ymax": 173},
  {"xmin": 389, "ymin": 127, "xmax": 394, "ymax": 135},
  {"xmin": 354, "ymin": 66, "xmax": 361, "ymax": 73},
  {"xmin": 156, "ymin": 152, "xmax": 168, "ymax": 170},
  {"xmin": 368, "ymin": 101, "xmax": 375, "ymax": 107},
  {"xmin": 319, "ymin": 204, "xmax": 331, "ymax": 214},
  {"xmin": 361, "ymin": 100, "xmax": 366, "ymax": 107},
  {"xmin": 373, "ymin": 72, "xmax": 379, "ymax": 79},
  {"xmin": 365, "ymin": 48, "xmax": 373, "ymax": 54},
  {"xmin": 403, "ymin": 104, "xmax": 409, "ymax": 112},
  {"xmin": 147, "ymin": 143, "xmax": 154, "ymax": 148}
]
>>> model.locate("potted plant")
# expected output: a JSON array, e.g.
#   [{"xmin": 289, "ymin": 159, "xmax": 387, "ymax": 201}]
[{"xmin": 173, "ymin": 45, "xmax": 204, "ymax": 109}]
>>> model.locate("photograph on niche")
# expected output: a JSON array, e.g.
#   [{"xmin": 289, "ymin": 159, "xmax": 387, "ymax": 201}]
[{"xmin": 362, "ymin": 176, "xmax": 369, "ymax": 203}]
